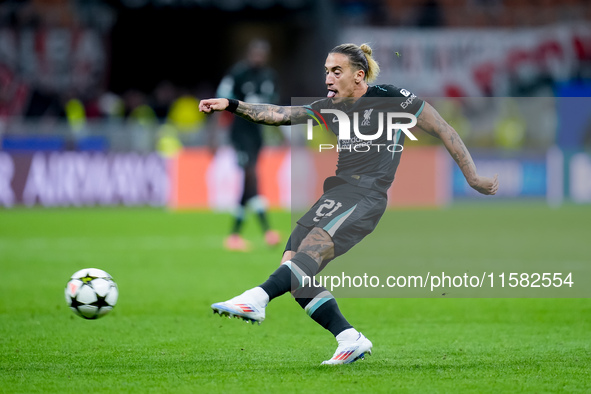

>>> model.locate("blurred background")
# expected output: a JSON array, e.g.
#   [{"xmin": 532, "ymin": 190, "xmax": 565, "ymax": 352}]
[{"xmin": 1, "ymin": 0, "xmax": 590, "ymax": 209}]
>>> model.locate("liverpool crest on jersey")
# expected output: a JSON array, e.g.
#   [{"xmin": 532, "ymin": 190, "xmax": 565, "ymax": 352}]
[{"xmin": 361, "ymin": 109, "xmax": 373, "ymax": 126}]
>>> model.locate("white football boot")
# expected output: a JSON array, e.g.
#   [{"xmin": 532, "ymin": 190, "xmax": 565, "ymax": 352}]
[
  {"xmin": 321, "ymin": 330, "xmax": 373, "ymax": 365},
  {"xmin": 211, "ymin": 287, "xmax": 268, "ymax": 325}
]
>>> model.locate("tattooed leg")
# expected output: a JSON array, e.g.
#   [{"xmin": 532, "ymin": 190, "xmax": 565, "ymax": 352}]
[
  {"xmin": 297, "ymin": 227, "xmax": 335, "ymax": 270},
  {"xmin": 259, "ymin": 227, "xmax": 334, "ymax": 300}
]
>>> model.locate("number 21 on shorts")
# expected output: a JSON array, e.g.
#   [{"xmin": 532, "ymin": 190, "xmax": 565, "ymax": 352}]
[{"xmin": 313, "ymin": 199, "xmax": 343, "ymax": 222}]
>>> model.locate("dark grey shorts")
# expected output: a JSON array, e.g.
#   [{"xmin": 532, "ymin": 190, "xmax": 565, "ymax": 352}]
[{"xmin": 285, "ymin": 177, "xmax": 388, "ymax": 259}]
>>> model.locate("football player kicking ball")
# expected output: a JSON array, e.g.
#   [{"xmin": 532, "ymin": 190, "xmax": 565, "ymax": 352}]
[{"xmin": 199, "ymin": 43, "xmax": 498, "ymax": 365}]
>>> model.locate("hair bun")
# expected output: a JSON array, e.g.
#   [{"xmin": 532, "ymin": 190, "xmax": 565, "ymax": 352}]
[{"xmin": 360, "ymin": 43, "xmax": 373, "ymax": 56}]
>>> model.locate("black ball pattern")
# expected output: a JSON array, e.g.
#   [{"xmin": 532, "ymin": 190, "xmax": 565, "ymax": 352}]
[{"xmin": 66, "ymin": 274, "xmax": 118, "ymax": 320}]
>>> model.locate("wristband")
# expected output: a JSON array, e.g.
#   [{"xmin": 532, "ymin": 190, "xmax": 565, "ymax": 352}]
[{"xmin": 226, "ymin": 99, "xmax": 239, "ymax": 113}]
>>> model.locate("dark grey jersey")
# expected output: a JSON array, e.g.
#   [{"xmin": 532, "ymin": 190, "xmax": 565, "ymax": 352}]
[
  {"xmin": 217, "ymin": 61, "xmax": 278, "ymax": 143},
  {"xmin": 217, "ymin": 61, "xmax": 277, "ymax": 104},
  {"xmin": 305, "ymin": 85, "xmax": 425, "ymax": 194}
]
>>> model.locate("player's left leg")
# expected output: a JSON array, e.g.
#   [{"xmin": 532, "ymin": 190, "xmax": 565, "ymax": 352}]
[
  {"xmin": 287, "ymin": 184, "xmax": 387, "ymax": 364},
  {"xmin": 289, "ymin": 229, "xmax": 372, "ymax": 364},
  {"xmin": 292, "ymin": 278, "xmax": 372, "ymax": 365}
]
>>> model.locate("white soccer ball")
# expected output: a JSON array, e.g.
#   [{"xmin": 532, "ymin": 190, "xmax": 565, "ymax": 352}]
[{"xmin": 65, "ymin": 268, "xmax": 118, "ymax": 319}]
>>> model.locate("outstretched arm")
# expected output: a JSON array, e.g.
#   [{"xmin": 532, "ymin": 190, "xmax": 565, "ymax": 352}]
[
  {"xmin": 416, "ymin": 102, "xmax": 499, "ymax": 195},
  {"xmin": 199, "ymin": 98, "xmax": 309, "ymax": 126}
]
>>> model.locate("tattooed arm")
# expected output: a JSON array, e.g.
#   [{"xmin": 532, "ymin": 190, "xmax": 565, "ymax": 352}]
[
  {"xmin": 416, "ymin": 102, "xmax": 498, "ymax": 195},
  {"xmin": 199, "ymin": 98, "xmax": 309, "ymax": 126}
]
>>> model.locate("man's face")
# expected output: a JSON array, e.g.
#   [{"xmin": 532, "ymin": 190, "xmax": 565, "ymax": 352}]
[
  {"xmin": 324, "ymin": 53, "xmax": 361, "ymax": 99},
  {"xmin": 248, "ymin": 47, "xmax": 269, "ymax": 68}
]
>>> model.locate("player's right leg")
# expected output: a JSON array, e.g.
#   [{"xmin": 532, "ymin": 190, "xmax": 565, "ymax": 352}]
[
  {"xmin": 211, "ymin": 286, "xmax": 268, "ymax": 324},
  {"xmin": 212, "ymin": 226, "xmax": 328, "ymax": 324},
  {"xmin": 211, "ymin": 254, "xmax": 323, "ymax": 324}
]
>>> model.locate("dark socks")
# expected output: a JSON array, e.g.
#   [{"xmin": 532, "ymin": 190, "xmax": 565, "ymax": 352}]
[
  {"xmin": 230, "ymin": 205, "xmax": 245, "ymax": 235},
  {"xmin": 258, "ymin": 265, "xmax": 291, "ymax": 300},
  {"xmin": 293, "ymin": 280, "xmax": 352, "ymax": 337},
  {"xmin": 259, "ymin": 252, "xmax": 319, "ymax": 301},
  {"xmin": 259, "ymin": 252, "xmax": 352, "ymax": 337},
  {"xmin": 231, "ymin": 216, "xmax": 244, "ymax": 234},
  {"xmin": 257, "ymin": 211, "xmax": 270, "ymax": 232}
]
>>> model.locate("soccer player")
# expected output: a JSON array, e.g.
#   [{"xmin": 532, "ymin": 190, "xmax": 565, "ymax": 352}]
[
  {"xmin": 199, "ymin": 43, "xmax": 499, "ymax": 365},
  {"xmin": 215, "ymin": 39, "xmax": 281, "ymax": 251}
]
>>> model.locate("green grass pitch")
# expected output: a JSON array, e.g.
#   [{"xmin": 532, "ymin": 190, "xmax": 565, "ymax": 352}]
[{"xmin": 1, "ymin": 204, "xmax": 590, "ymax": 393}]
